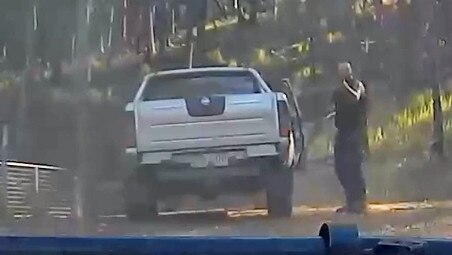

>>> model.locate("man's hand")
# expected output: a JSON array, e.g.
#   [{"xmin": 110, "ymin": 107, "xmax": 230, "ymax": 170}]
[
  {"xmin": 325, "ymin": 111, "xmax": 336, "ymax": 120},
  {"xmin": 342, "ymin": 79, "xmax": 365, "ymax": 101},
  {"xmin": 363, "ymin": 132, "xmax": 370, "ymax": 160}
]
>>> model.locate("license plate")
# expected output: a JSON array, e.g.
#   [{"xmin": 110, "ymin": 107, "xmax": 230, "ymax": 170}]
[{"xmin": 209, "ymin": 153, "xmax": 229, "ymax": 166}]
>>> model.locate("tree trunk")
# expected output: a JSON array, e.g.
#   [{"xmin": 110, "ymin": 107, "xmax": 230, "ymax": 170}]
[
  {"xmin": 74, "ymin": 0, "xmax": 92, "ymax": 234},
  {"xmin": 431, "ymin": 0, "xmax": 445, "ymax": 159}
]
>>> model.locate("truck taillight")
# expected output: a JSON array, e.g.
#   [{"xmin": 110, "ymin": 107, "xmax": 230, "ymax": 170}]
[
  {"xmin": 277, "ymin": 100, "xmax": 291, "ymax": 137},
  {"xmin": 125, "ymin": 112, "xmax": 136, "ymax": 149}
]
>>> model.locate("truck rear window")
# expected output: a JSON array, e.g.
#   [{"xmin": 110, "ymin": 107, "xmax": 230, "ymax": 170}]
[{"xmin": 143, "ymin": 72, "xmax": 260, "ymax": 101}]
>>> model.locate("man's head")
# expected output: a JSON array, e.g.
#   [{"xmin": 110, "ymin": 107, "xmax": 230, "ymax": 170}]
[{"xmin": 338, "ymin": 62, "xmax": 353, "ymax": 80}]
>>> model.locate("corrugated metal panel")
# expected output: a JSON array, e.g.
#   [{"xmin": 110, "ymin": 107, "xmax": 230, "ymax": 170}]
[{"xmin": 0, "ymin": 161, "xmax": 73, "ymax": 219}]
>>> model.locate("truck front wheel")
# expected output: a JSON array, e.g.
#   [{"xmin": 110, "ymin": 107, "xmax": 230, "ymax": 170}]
[{"xmin": 123, "ymin": 166, "xmax": 158, "ymax": 221}]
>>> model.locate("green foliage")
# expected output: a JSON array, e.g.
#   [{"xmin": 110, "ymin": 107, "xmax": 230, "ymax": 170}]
[
  {"xmin": 0, "ymin": 71, "xmax": 16, "ymax": 90},
  {"xmin": 369, "ymin": 91, "xmax": 452, "ymax": 152},
  {"xmin": 308, "ymin": 91, "xmax": 452, "ymax": 160}
]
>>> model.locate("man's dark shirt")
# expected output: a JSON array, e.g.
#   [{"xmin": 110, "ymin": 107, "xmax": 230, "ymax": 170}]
[{"xmin": 332, "ymin": 78, "xmax": 368, "ymax": 140}]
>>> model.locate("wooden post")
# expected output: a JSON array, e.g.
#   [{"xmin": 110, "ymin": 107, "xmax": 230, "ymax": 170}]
[
  {"xmin": 188, "ymin": 27, "xmax": 196, "ymax": 69},
  {"xmin": 71, "ymin": 35, "xmax": 76, "ymax": 62},
  {"xmin": 189, "ymin": 41, "xmax": 194, "ymax": 69},
  {"xmin": 33, "ymin": 3, "xmax": 38, "ymax": 31},
  {"xmin": 171, "ymin": 8, "xmax": 176, "ymax": 35},
  {"xmin": 273, "ymin": 0, "xmax": 278, "ymax": 21},
  {"xmin": 149, "ymin": 5, "xmax": 156, "ymax": 54},
  {"xmin": 122, "ymin": 0, "xmax": 127, "ymax": 40},
  {"xmin": 108, "ymin": 5, "xmax": 114, "ymax": 47}
]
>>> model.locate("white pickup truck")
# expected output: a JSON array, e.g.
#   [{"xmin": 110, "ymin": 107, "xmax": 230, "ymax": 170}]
[{"xmin": 123, "ymin": 67, "xmax": 305, "ymax": 220}]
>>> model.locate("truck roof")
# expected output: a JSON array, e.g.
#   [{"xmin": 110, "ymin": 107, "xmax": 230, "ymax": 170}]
[{"xmin": 147, "ymin": 67, "xmax": 256, "ymax": 78}]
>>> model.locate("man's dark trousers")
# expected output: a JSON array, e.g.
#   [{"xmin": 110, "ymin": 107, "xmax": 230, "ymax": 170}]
[{"xmin": 334, "ymin": 131, "xmax": 366, "ymax": 212}]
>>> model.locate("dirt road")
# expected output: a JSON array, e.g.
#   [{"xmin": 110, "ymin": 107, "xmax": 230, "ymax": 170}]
[
  {"xmin": 6, "ymin": 160, "xmax": 452, "ymax": 238},
  {"xmin": 10, "ymin": 190, "xmax": 452, "ymax": 238},
  {"xmin": 74, "ymin": 202, "xmax": 452, "ymax": 237}
]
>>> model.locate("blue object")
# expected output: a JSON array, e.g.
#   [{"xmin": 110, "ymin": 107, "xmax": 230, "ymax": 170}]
[{"xmin": 0, "ymin": 223, "xmax": 450, "ymax": 255}]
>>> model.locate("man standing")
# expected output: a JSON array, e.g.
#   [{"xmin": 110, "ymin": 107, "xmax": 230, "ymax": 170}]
[{"xmin": 330, "ymin": 62, "xmax": 369, "ymax": 214}]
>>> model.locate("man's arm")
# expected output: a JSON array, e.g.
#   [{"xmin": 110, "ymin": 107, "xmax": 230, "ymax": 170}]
[
  {"xmin": 305, "ymin": 89, "xmax": 337, "ymax": 147},
  {"xmin": 325, "ymin": 89, "xmax": 337, "ymax": 120},
  {"xmin": 361, "ymin": 85, "xmax": 370, "ymax": 155},
  {"xmin": 363, "ymin": 114, "xmax": 370, "ymax": 155}
]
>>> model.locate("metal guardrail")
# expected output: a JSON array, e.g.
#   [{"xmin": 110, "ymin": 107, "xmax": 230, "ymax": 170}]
[
  {"xmin": 0, "ymin": 161, "xmax": 73, "ymax": 219},
  {"xmin": 0, "ymin": 223, "xmax": 447, "ymax": 255}
]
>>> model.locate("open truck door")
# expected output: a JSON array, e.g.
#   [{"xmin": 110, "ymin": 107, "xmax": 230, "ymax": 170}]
[{"xmin": 281, "ymin": 78, "xmax": 306, "ymax": 171}]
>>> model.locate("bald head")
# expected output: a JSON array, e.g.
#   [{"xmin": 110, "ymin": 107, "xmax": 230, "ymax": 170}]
[{"xmin": 338, "ymin": 62, "xmax": 353, "ymax": 79}]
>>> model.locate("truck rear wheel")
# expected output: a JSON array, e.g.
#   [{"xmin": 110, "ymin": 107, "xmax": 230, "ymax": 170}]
[
  {"xmin": 262, "ymin": 159, "xmax": 294, "ymax": 218},
  {"xmin": 123, "ymin": 166, "xmax": 158, "ymax": 221}
]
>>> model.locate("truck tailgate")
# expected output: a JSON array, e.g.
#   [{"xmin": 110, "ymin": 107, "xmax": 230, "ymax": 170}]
[{"xmin": 135, "ymin": 93, "xmax": 280, "ymax": 152}]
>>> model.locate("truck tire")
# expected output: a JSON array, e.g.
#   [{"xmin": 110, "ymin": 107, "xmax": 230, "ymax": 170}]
[
  {"xmin": 123, "ymin": 166, "xmax": 158, "ymax": 221},
  {"xmin": 262, "ymin": 158, "xmax": 294, "ymax": 218}
]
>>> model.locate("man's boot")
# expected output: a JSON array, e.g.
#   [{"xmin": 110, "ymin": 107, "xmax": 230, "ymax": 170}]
[{"xmin": 336, "ymin": 195, "xmax": 367, "ymax": 215}]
